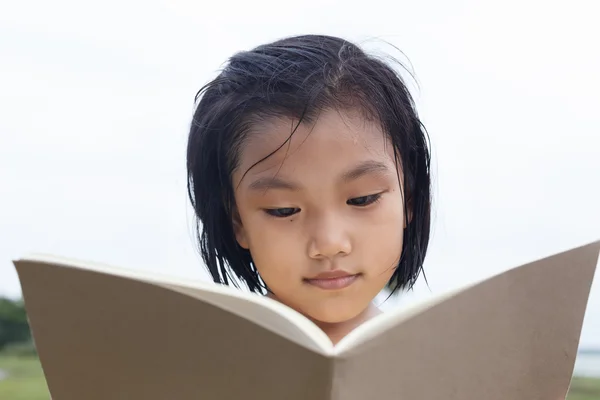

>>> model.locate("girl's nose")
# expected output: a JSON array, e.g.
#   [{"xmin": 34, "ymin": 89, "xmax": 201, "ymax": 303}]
[{"xmin": 307, "ymin": 212, "xmax": 352, "ymax": 260}]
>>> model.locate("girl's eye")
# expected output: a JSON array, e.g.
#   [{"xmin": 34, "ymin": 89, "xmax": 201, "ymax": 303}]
[
  {"xmin": 347, "ymin": 193, "xmax": 382, "ymax": 207},
  {"xmin": 264, "ymin": 207, "xmax": 300, "ymax": 218}
]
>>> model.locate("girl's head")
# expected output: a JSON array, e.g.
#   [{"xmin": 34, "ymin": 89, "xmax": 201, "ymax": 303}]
[{"xmin": 187, "ymin": 34, "xmax": 431, "ymax": 325}]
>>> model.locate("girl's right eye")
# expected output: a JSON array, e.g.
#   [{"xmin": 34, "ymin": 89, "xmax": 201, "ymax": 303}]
[{"xmin": 264, "ymin": 207, "xmax": 300, "ymax": 218}]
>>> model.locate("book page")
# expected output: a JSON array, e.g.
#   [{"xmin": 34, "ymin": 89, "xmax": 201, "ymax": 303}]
[
  {"xmin": 14, "ymin": 257, "xmax": 336, "ymax": 400},
  {"xmin": 15, "ymin": 254, "xmax": 332, "ymax": 354},
  {"xmin": 329, "ymin": 240, "xmax": 599, "ymax": 400},
  {"xmin": 158, "ymin": 284, "xmax": 333, "ymax": 354}
]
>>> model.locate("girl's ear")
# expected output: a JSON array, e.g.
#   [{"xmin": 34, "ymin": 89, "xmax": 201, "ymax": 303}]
[
  {"xmin": 404, "ymin": 207, "xmax": 413, "ymax": 229},
  {"xmin": 405, "ymin": 196, "xmax": 414, "ymax": 228},
  {"xmin": 403, "ymin": 183, "xmax": 414, "ymax": 229},
  {"xmin": 398, "ymin": 166, "xmax": 413, "ymax": 229},
  {"xmin": 232, "ymin": 208, "xmax": 249, "ymax": 249}
]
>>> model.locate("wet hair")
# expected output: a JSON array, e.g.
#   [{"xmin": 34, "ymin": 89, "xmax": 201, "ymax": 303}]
[{"xmin": 187, "ymin": 34, "xmax": 431, "ymax": 296}]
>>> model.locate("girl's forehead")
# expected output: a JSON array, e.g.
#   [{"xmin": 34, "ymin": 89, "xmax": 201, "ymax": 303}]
[
  {"xmin": 243, "ymin": 110, "xmax": 391, "ymax": 162},
  {"xmin": 233, "ymin": 108, "xmax": 397, "ymax": 185}
]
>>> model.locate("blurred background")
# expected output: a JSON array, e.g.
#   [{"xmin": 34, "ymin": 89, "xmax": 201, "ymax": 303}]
[{"xmin": 1, "ymin": 0, "xmax": 599, "ymax": 398}]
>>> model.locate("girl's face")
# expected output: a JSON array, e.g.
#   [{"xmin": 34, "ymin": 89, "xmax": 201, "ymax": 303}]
[{"xmin": 232, "ymin": 108, "xmax": 406, "ymax": 323}]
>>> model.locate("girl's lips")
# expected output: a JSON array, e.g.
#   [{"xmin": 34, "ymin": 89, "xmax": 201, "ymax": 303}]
[{"xmin": 304, "ymin": 273, "xmax": 360, "ymax": 290}]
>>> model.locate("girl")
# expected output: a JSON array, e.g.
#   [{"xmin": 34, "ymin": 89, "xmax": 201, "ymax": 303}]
[{"xmin": 186, "ymin": 34, "xmax": 431, "ymax": 345}]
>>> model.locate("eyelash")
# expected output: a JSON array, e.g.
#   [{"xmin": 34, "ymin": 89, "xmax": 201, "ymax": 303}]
[
  {"xmin": 347, "ymin": 193, "xmax": 382, "ymax": 207},
  {"xmin": 264, "ymin": 193, "xmax": 383, "ymax": 218}
]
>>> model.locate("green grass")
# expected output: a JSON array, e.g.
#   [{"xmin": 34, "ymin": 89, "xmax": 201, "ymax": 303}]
[
  {"xmin": 567, "ymin": 376, "xmax": 600, "ymax": 400},
  {"xmin": 0, "ymin": 355, "xmax": 50, "ymax": 400},
  {"xmin": 0, "ymin": 354, "xmax": 599, "ymax": 399}
]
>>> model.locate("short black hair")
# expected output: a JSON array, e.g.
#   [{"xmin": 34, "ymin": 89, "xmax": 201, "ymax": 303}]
[{"xmin": 187, "ymin": 34, "xmax": 431, "ymax": 296}]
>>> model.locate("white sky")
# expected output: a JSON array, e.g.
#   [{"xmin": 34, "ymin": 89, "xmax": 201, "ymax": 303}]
[{"xmin": 1, "ymin": 0, "xmax": 599, "ymax": 347}]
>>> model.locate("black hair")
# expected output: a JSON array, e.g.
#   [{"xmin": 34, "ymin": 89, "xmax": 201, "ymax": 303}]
[{"xmin": 187, "ymin": 34, "xmax": 431, "ymax": 296}]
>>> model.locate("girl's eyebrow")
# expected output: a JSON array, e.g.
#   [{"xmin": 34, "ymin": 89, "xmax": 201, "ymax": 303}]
[
  {"xmin": 248, "ymin": 176, "xmax": 300, "ymax": 192},
  {"xmin": 246, "ymin": 160, "xmax": 391, "ymax": 192},
  {"xmin": 340, "ymin": 160, "xmax": 390, "ymax": 183}
]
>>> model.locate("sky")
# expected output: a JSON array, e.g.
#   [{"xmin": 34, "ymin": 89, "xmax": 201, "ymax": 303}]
[{"xmin": 1, "ymin": 0, "xmax": 599, "ymax": 347}]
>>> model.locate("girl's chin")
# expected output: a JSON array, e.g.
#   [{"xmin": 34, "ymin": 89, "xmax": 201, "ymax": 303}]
[
  {"xmin": 264, "ymin": 291, "xmax": 380, "ymax": 325},
  {"xmin": 304, "ymin": 303, "xmax": 380, "ymax": 326}
]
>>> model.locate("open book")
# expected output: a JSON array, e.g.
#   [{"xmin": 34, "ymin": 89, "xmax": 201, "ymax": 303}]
[{"xmin": 13, "ymin": 240, "xmax": 600, "ymax": 400}]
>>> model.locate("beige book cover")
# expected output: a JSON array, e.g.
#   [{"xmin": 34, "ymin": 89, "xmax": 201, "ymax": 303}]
[{"xmin": 13, "ymin": 239, "xmax": 599, "ymax": 400}]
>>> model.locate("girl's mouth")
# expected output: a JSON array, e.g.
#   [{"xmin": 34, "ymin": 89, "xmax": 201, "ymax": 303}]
[{"xmin": 303, "ymin": 270, "xmax": 360, "ymax": 290}]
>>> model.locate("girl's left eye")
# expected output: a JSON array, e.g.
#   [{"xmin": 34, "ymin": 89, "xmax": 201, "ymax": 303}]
[
  {"xmin": 347, "ymin": 193, "xmax": 382, "ymax": 207},
  {"xmin": 264, "ymin": 207, "xmax": 300, "ymax": 218}
]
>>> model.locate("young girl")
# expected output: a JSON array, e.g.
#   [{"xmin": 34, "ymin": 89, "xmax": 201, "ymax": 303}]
[{"xmin": 186, "ymin": 34, "xmax": 431, "ymax": 345}]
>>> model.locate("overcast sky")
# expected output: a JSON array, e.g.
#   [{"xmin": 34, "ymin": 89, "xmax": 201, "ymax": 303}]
[{"xmin": 1, "ymin": 0, "xmax": 599, "ymax": 347}]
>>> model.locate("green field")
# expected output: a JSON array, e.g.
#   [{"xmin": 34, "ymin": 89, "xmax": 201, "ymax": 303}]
[
  {"xmin": 568, "ymin": 376, "xmax": 600, "ymax": 400},
  {"xmin": 1, "ymin": 355, "xmax": 599, "ymax": 399},
  {"xmin": 0, "ymin": 356, "xmax": 49, "ymax": 400}
]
